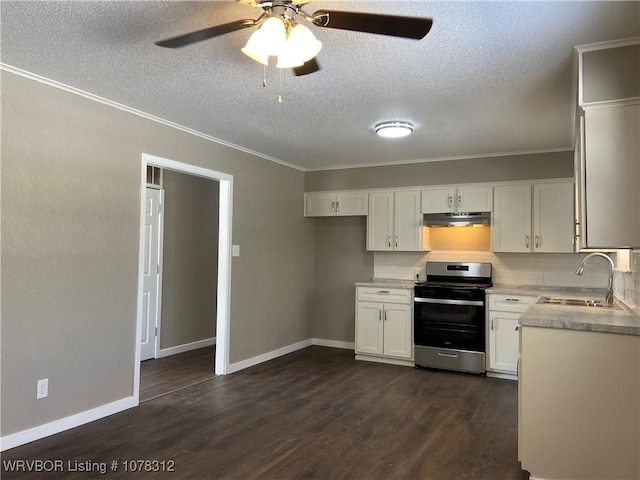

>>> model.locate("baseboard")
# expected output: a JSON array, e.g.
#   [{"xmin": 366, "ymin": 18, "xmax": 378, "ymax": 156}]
[
  {"xmin": 156, "ymin": 337, "xmax": 216, "ymax": 359},
  {"xmin": 312, "ymin": 338, "xmax": 355, "ymax": 350},
  {"xmin": 227, "ymin": 339, "xmax": 313, "ymax": 373},
  {"xmin": 0, "ymin": 396, "xmax": 136, "ymax": 452},
  {"xmin": 486, "ymin": 371, "xmax": 518, "ymax": 381}
]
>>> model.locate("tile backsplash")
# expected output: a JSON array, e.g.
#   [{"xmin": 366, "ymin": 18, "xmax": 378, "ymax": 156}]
[{"xmin": 375, "ymin": 250, "xmax": 640, "ymax": 311}]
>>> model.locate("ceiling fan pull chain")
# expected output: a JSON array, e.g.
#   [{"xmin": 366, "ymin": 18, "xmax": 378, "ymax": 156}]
[{"xmin": 277, "ymin": 68, "xmax": 284, "ymax": 103}]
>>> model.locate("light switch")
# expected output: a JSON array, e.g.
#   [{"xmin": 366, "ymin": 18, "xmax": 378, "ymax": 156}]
[{"xmin": 232, "ymin": 245, "xmax": 240, "ymax": 257}]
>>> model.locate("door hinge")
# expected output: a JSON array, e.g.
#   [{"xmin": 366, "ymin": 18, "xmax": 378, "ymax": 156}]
[
  {"xmin": 158, "ymin": 201, "xmax": 162, "ymax": 214},
  {"xmin": 155, "ymin": 327, "xmax": 158, "ymax": 337},
  {"xmin": 156, "ymin": 264, "xmax": 160, "ymax": 274}
]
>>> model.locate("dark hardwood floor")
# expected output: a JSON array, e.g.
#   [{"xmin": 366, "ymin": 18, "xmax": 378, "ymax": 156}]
[
  {"xmin": 2, "ymin": 347, "xmax": 529, "ymax": 480},
  {"xmin": 140, "ymin": 346, "xmax": 216, "ymax": 402}
]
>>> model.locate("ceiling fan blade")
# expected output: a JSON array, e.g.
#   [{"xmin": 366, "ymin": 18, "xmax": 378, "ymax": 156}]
[
  {"xmin": 312, "ymin": 10, "xmax": 433, "ymax": 40},
  {"xmin": 293, "ymin": 58, "xmax": 321, "ymax": 76},
  {"xmin": 155, "ymin": 19, "xmax": 255, "ymax": 48}
]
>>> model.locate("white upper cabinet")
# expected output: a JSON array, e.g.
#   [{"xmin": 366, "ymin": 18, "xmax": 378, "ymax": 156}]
[
  {"xmin": 533, "ymin": 182, "xmax": 575, "ymax": 253},
  {"xmin": 493, "ymin": 181, "xmax": 574, "ymax": 253},
  {"xmin": 421, "ymin": 186, "xmax": 493, "ymax": 214},
  {"xmin": 305, "ymin": 191, "xmax": 368, "ymax": 217},
  {"xmin": 492, "ymin": 185, "xmax": 532, "ymax": 253},
  {"xmin": 575, "ymin": 39, "xmax": 640, "ymax": 248},
  {"xmin": 367, "ymin": 190, "xmax": 423, "ymax": 251},
  {"xmin": 579, "ymin": 104, "xmax": 640, "ymax": 248}
]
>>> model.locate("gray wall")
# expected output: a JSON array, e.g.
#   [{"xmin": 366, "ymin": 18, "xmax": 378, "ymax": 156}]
[
  {"xmin": 311, "ymin": 217, "xmax": 373, "ymax": 342},
  {"xmin": 582, "ymin": 44, "xmax": 640, "ymax": 103},
  {"xmin": 160, "ymin": 171, "xmax": 219, "ymax": 350},
  {"xmin": 304, "ymin": 150, "xmax": 574, "ymax": 192},
  {"xmin": 1, "ymin": 71, "xmax": 314, "ymax": 437}
]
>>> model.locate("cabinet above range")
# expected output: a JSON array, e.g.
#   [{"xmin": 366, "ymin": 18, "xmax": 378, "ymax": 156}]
[{"xmin": 421, "ymin": 186, "xmax": 493, "ymax": 214}]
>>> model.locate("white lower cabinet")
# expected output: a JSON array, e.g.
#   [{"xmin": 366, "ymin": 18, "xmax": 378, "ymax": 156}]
[
  {"xmin": 355, "ymin": 286, "xmax": 413, "ymax": 365},
  {"xmin": 487, "ymin": 293, "xmax": 536, "ymax": 376},
  {"xmin": 519, "ymin": 326, "xmax": 640, "ymax": 480}
]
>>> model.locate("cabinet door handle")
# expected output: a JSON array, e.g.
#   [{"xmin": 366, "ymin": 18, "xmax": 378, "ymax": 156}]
[
  {"xmin": 336, "ymin": 201, "xmax": 340, "ymax": 213},
  {"xmin": 379, "ymin": 310, "xmax": 382, "ymax": 321},
  {"xmin": 535, "ymin": 235, "xmax": 539, "ymax": 248},
  {"xmin": 387, "ymin": 236, "xmax": 391, "ymax": 247},
  {"xmin": 448, "ymin": 195, "xmax": 453, "ymax": 207},
  {"xmin": 458, "ymin": 195, "xmax": 462, "ymax": 206},
  {"xmin": 395, "ymin": 235, "xmax": 398, "ymax": 248},
  {"xmin": 515, "ymin": 326, "xmax": 520, "ymax": 331},
  {"xmin": 331, "ymin": 201, "xmax": 335, "ymax": 213},
  {"xmin": 490, "ymin": 318, "xmax": 495, "ymax": 330},
  {"xmin": 384, "ymin": 310, "xmax": 387, "ymax": 321},
  {"xmin": 525, "ymin": 235, "xmax": 530, "ymax": 248}
]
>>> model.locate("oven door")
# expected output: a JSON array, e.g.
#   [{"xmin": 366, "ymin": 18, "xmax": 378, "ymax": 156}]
[{"xmin": 414, "ymin": 298, "xmax": 485, "ymax": 352}]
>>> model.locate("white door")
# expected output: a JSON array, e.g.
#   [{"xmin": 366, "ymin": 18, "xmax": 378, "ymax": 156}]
[
  {"xmin": 383, "ymin": 303, "xmax": 412, "ymax": 359},
  {"xmin": 393, "ymin": 190, "xmax": 422, "ymax": 251},
  {"xmin": 141, "ymin": 188, "xmax": 162, "ymax": 361},
  {"xmin": 367, "ymin": 192, "xmax": 394, "ymax": 251},
  {"xmin": 492, "ymin": 185, "xmax": 532, "ymax": 252},
  {"xmin": 489, "ymin": 311, "xmax": 520, "ymax": 373},
  {"xmin": 355, "ymin": 302, "xmax": 384, "ymax": 355},
  {"xmin": 533, "ymin": 182, "xmax": 574, "ymax": 253}
]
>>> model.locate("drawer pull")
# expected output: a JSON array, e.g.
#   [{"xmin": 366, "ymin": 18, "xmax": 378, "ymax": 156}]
[
  {"xmin": 378, "ymin": 290, "xmax": 390, "ymax": 294},
  {"xmin": 438, "ymin": 352, "xmax": 458, "ymax": 358},
  {"xmin": 505, "ymin": 298, "xmax": 520, "ymax": 302}
]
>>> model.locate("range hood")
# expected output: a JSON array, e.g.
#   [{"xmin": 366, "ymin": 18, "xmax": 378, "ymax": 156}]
[{"xmin": 423, "ymin": 212, "xmax": 491, "ymax": 227}]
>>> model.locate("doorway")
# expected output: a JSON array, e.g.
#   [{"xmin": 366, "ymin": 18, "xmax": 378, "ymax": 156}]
[{"xmin": 134, "ymin": 154, "xmax": 233, "ymax": 403}]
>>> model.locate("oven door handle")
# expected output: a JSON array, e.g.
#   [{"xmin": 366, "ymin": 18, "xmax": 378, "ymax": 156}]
[{"xmin": 413, "ymin": 298, "xmax": 484, "ymax": 307}]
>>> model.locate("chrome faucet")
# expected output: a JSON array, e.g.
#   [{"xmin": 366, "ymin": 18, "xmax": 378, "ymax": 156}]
[{"xmin": 575, "ymin": 253, "xmax": 615, "ymax": 305}]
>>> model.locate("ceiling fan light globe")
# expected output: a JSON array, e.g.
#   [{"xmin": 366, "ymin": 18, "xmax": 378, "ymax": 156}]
[
  {"xmin": 259, "ymin": 16, "xmax": 287, "ymax": 55},
  {"xmin": 241, "ymin": 30, "xmax": 270, "ymax": 65},
  {"xmin": 288, "ymin": 24, "xmax": 322, "ymax": 62}
]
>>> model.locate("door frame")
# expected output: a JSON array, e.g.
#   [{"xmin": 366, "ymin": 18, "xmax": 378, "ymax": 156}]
[{"xmin": 134, "ymin": 153, "xmax": 233, "ymax": 403}]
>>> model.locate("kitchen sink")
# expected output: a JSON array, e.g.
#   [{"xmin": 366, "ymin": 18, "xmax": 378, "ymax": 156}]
[{"xmin": 537, "ymin": 296, "xmax": 622, "ymax": 309}]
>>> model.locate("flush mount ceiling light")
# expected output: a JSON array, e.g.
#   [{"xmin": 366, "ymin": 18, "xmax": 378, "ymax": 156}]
[{"xmin": 375, "ymin": 121, "xmax": 414, "ymax": 138}]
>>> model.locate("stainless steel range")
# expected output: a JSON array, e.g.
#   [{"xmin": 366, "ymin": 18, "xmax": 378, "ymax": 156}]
[{"xmin": 414, "ymin": 262, "xmax": 492, "ymax": 374}]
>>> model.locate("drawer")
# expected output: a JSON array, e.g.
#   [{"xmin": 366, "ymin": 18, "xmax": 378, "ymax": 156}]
[
  {"xmin": 488, "ymin": 294, "xmax": 537, "ymax": 313},
  {"xmin": 357, "ymin": 286, "xmax": 412, "ymax": 304}
]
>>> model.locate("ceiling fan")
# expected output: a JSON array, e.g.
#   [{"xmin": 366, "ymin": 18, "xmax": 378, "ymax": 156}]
[{"xmin": 155, "ymin": 0, "xmax": 433, "ymax": 76}]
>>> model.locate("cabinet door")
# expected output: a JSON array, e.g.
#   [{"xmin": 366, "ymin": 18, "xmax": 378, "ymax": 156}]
[
  {"xmin": 394, "ymin": 190, "xmax": 423, "ymax": 251},
  {"xmin": 492, "ymin": 185, "xmax": 532, "ymax": 252},
  {"xmin": 533, "ymin": 182, "xmax": 574, "ymax": 253},
  {"xmin": 457, "ymin": 186, "xmax": 493, "ymax": 212},
  {"xmin": 336, "ymin": 192, "xmax": 368, "ymax": 216},
  {"xmin": 421, "ymin": 187, "xmax": 455, "ymax": 213},
  {"xmin": 305, "ymin": 192, "xmax": 336, "ymax": 217},
  {"xmin": 488, "ymin": 311, "xmax": 521, "ymax": 373},
  {"xmin": 367, "ymin": 192, "xmax": 394, "ymax": 251},
  {"xmin": 583, "ymin": 104, "xmax": 640, "ymax": 248},
  {"xmin": 355, "ymin": 302, "xmax": 384, "ymax": 355},
  {"xmin": 383, "ymin": 303, "xmax": 412, "ymax": 359}
]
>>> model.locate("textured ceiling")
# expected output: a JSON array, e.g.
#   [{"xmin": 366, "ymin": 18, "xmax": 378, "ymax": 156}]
[{"xmin": 2, "ymin": 1, "xmax": 639, "ymax": 171}]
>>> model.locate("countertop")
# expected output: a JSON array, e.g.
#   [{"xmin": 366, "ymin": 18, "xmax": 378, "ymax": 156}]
[
  {"xmin": 488, "ymin": 284, "xmax": 639, "ymax": 336},
  {"xmin": 355, "ymin": 278, "xmax": 416, "ymax": 289}
]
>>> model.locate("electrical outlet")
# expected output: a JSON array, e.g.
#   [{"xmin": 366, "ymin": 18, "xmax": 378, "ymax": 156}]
[
  {"xmin": 37, "ymin": 378, "xmax": 48, "ymax": 399},
  {"xmin": 232, "ymin": 245, "xmax": 240, "ymax": 257}
]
